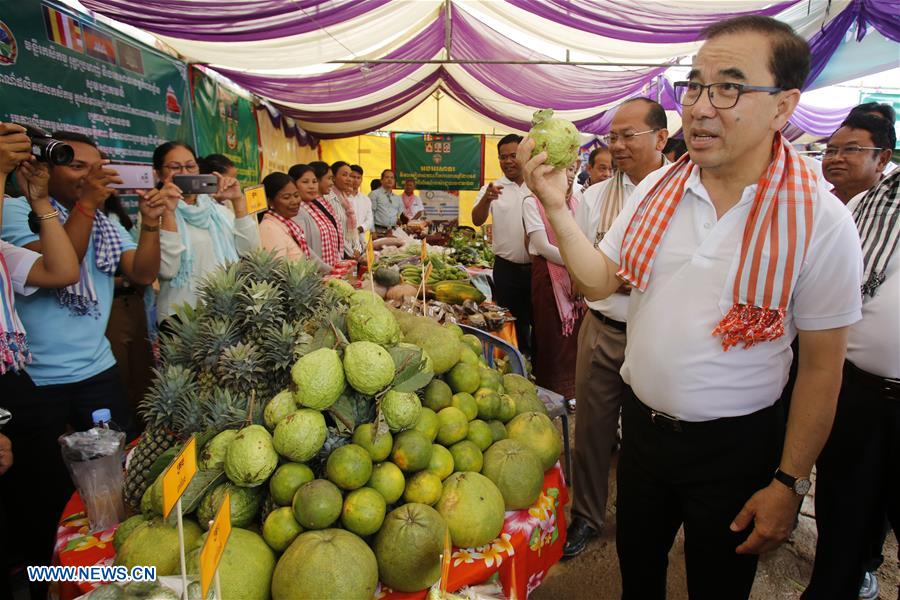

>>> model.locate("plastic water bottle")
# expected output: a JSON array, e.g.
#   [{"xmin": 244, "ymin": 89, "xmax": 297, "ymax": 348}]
[{"xmin": 91, "ymin": 408, "xmax": 120, "ymax": 432}]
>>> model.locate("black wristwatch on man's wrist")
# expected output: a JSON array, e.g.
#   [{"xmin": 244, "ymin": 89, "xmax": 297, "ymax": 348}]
[{"xmin": 773, "ymin": 468, "xmax": 811, "ymax": 496}]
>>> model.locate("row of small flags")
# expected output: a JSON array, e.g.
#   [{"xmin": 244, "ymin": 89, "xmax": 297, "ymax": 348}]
[{"xmin": 42, "ymin": 5, "xmax": 144, "ymax": 74}]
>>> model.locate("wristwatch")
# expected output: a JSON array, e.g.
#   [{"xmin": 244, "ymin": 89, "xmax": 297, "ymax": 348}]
[{"xmin": 773, "ymin": 468, "xmax": 811, "ymax": 496}]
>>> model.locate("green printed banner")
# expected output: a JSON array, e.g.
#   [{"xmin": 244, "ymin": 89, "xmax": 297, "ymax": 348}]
[
  {"xmin": 393, "ymin": 133, "xmax": 483, "ymax": 191},
  {"xmin": 191, "ymin": 67, "xmax": 260, "ymax": 187},
  {"xmin": 0, "ymin": 1, "xmax": 193, "ymax": 167}
]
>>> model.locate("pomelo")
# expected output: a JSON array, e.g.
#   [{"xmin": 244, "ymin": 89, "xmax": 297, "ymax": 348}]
[
  {"xmin": 451, "ymin": 393, "xmax": 478, "ymax": 421},
  {"xmin": 423, "ymin": 379, "xmax": 453, "ymax": 411},
  {"xmin": 436, "ymin": 407, "xmax": 469, "ymax": 445},
  {"xmin": 292, "ymin": 479, "xmax": 343, "ymax": 530},
  {"xmin": 187, "ymin": 528, "xmax": 275, "ymax": 600},
  {"xmin": 374, "ymin": 503, "xmax": 447, "ymax": 592},
  {"xmin": 425, "ymin": 444, "xmax": 454, "ymax": 481},
  {"xmin": 466, "ymin": 419, "xmax": 493, "ymax": 451},
  {"xmin": 403, "ymin": 472, "xmax": 443, "ymax": 506},
  {"xmin": 341, "ymin": 487, "xmax": 386, "ymax": 536},
  {"xmin": 412, "ymin": 407, "xmax": 439, "ymax": 442},
  {"xmin": 506, "ymin": 412, "xmax": 563, "ymax": 471},
  {"xmin": 367, "ymin": 462, "xmax": 405, "ymax": 504},
  {"xmin": 263, "ymin": 506, "xmax": 304, "ymax": 552},
  {"xmin": 269, "ymin": 463, "xmax": 315, "ymax": 506},
  {"xmin": 436, "ymin": 472, "xmax": 505, "ymax": 548},
  {"xmin": 390, "ymin": 430, "xmax": 433, "ymax": 472},
  {"xmin": 482, "ymin": 439, "xmax": 544, "ymax": 509},
  {"xmin": 326, "ymin": 444, "xmax": 373, "ymax": 490},
  {"xmin": 449, "ymin": 440, "xmax": 483, "ymax": 473},
  {"xmin": 352, "ymin": 424, "xmax": 393, "ymax": 462},
  {"xmin": 447, "ymin": 363, "xmax": 481, "ymax": 395}
]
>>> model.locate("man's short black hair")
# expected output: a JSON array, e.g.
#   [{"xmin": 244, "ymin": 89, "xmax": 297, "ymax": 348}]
[
  {"xmin": 702, "ymin": 15, "xmax": 810, "ymax": 91},
  {"xmin": 663, "ymin": 138, "xmax": 688, "ymax": 160},
  {"xmin": 50, "ymin": 131, "xmax": 98, "ymax": 149},
  {"xmin": 497, "ymin": 134, "xmax": 523, "ymax": 151},
  {"xmin": 199, "ymin": 153, "xmax": 235, "ymax": 174},
  {"xmin": 330, "ymin": 160, "xmax": 350, "ymax": 175},
  {"xmin": 837, "ymin": 112, "xmax": 897, "ymax": 153},
  {"xmin": 848, "ymin": 102, "xmax": 896, "ymax": 124},
  {"xmin": 371, "ymin": 178, "xmax": 381, "ymax": 191},
  {"xmin": 380, "ymin": 169, "xmax": 394, "ymax": 179},
  {"xmin": 588, "ymin": 146, "xmax": 611, "ymax": 168},
  {"xmin": 621, "ymin": 97, "xmax": 667, "ymax": 130},
  {"xmin": 350, "ymin": 164, "xmax": 364, "ymax": 175}
]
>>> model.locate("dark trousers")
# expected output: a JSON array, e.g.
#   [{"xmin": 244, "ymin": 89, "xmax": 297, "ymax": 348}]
[
  {"xmin": 616, "ymin": 390, "xmax": 784, "ymax": 600},
  {"xmin": 105, "ymin": 293, "xmax": 153, "ymax": 429},
  {"xmin": 0, "ymin": 366, "xmax": 132, "ymax": 599},
  {"xmin": 804, "ymin": 362, "xmax": 900, "ymax": 600},
  {"xmin": 492, "ymin": 256, "xmax": 533, "ymax": 356}
]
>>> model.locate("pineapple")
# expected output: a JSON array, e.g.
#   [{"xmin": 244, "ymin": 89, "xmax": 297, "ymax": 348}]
[
  {"xmin": 238, "ymin": 280, "xmax": 284, "ymax": 337},
  {"xmin": 278, "ymin": 258, "xmax": 328, "ymax": 322},
  {"xmin": 217, "ymin": 341, "xmax": 267, "ymax": 406},
  {"xmin": 201, "ymin": 388, "xmax": 250, "ymax": 432},
  {"xmin": 192, "ymin": 318, "xmax": 241, "ymax": 373},
  {"xmin": 260, "ymin": 321, "xmax": 311, "ymax": 392},
  {"xmin": 197, "ymin": 262, "xmax": 244, "ymax": 320},
  {"xmin": 239, "ymin": 248, "xmax": 282, "ymax": 282},
  {"xmin": 124, "ymin": 366, "xmax": 198, "ymax": 509},
  {"xmin": 158, "ymin": 304, "xmax": 204, "ymax": 368}
]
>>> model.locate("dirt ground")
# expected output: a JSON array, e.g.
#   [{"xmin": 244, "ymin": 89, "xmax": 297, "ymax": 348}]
[{"xmin": 532, "ymin": 416, "xmax": 899, "ymax": 600}]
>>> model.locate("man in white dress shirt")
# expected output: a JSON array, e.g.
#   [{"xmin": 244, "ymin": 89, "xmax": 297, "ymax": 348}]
[
  {"xmin": 520, "ymin": 16, "xmax": 863, "ymax": 598},
  {"xmin": 472, "ymin": 134, "xmax": 534, "ymax": 355},
  {"xmin": 564, "ymin": 97, "xmax": 669, "ymax": 558}
]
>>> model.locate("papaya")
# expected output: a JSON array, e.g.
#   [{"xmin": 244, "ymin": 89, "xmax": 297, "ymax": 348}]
[{"xmin": 433, "ymin": 282, "xmax": 486, "ymax": 305}]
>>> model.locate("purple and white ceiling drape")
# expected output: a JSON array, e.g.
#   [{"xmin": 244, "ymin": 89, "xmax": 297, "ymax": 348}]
[{"xmin": 80, "ymin": 0, "xmax": 899, "ymax": 140}]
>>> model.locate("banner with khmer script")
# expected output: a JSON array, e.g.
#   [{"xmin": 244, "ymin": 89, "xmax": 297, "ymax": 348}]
[
  {"xmin": 0, "ymin": 1, "xmax": 193, "ymax": 164},
  {"xmin": 393, "ymin": 133, "xmax": 484, "ymax": 191}
]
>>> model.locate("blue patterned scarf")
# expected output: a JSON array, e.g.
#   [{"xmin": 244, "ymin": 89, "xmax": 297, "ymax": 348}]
[{"xmin": 171, "ymin": 194, "xmax": 239, "ymax": 288}]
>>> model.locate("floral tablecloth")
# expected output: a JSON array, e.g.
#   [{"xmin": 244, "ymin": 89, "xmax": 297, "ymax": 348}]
[{"xmin": 55, "ymin": 464, "xmax": 568, "ymax": 600}]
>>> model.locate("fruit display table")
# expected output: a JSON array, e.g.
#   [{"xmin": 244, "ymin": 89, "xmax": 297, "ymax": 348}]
[{"xmin": 55, "ymin": 464, "xmax": 568, "ymax": 600}]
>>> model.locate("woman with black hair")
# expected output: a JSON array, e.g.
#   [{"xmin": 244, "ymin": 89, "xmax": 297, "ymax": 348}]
[
  {"xmin": 259, "ymin": 171, "xmax": 329, "ymax": 273},
  {"xmin": 155, "ymin": 141, "xmax": 259, "ymax": 325},
  {"xmin": 288, "ymin": 163, "xmax": 343, "ymax": 267}
]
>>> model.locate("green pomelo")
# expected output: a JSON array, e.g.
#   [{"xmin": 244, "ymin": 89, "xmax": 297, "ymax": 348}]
[
  {"xmin": 374, "ymin": 503, "xmax": 447, "ymax": 592},
  {"xmin": 390, "ymin": 430, "xmax": 433, "ymax": 472},
  {"xmin": 270, "ymin": 463, "xmax": 315, "ymax": 506},
  {"xmin": 326, "ymin": 278, "xmax": 355, "ymax": 299},
  {"xmin": 271, "ymin": 529, "xmax": 378, "ymax": 600},
  {"xmin": 446, "ymin": 363, "xmax": 481, "ymax": 394},
  {"xmin": 341, "ymin": 487, "xmax": 387, "ymax": 537},
  {"xmin": 426, "ymin": 444, "xmax": 455, "ymax": 480},
  {"xmin": 436, "ymin": 407, "xmax": 469, "ymax": 446},
  {"xmin": 292, "ymin": 479, "xmax": 343, "ymax": 530},
  {"xmin": 461, "ymin": 334, "xmax": 482, "ymax": 356},
  {"xmin": 403, "ymin": 472, "xmax": 443, "ymax": 506},
  {"xmin": 263, "ymin": 506, "xmax": 304, "ymax": 552},
  {"xmin": 512, "ymin": 391, "xmax": 549, "ymax": 416},
  {"xmin": 291, "ymin": 348, "xmax": 345, "ymax": 409},
  {"xmin": 406, "ymin": 324, "xmax": 462, "ymax": 374},
  {"xmin": 115, "ymin": 518, "xmax": 201, "ymax": 576},
  {"xmin": 450, "ymin": 440, "xmax": 483, "ymax": 473},
  {"xmin": 423, "ymin": 379, "xmax": 453, "ymax": 411},
  {"xmin": 187, "ymin": 528, "xmax": 275, "ymax": 600},
  {"xmin": 479, "ymin": 368, "xmax": 503, "ymax": 391},
  {"xmin": 273, "ymin": 409, "xmax": 327, "ymax": 462},
  {"xmin": 198, "ymin": 429, "xmax": 238, "ymax": 470},
  {"xmin": 506, "ymin": 412, "xmax": 563, "ymax": 471},
  {"xmin": 343, "ymin": 341, "xmax": 395, "ymax": 395},
  {"xmin": 367, "ymin": 462, "xmax": 406, "ymax": 504},
  {"xmin": 224, "ymin": 425, "xmax": 278, "ymax": 487},
  {"xmin": 349, "ymin": 289, "xmax": 384, "ymax": 306},
  {"xmin": 474, "ymin": 388, "xmax": 501, "ymax": 420},
  {"xmin": 488, "ymin": 420, "xmax": 508, "ymax": 442},
  {"xmin": 264, "ymin": 391, "xmax": 297, "ymax": 431},
  {"xmin": 451, "ymin": 393, "xmax": 478, "ymax": 421},
  {"xmin": 382, "ymin": 390, "xmax": 422, "ymax": 432},
  {"xmin": 326, "ymin": 444, "xmax": 373, "ymax": 491},
  {"xmin": 482, "ymin": 439, "xmax": 544, "ymax": 509},
  {"xmin": 496, "ymin": 394, "xmax": 517, "ymax": 423},
  {"xmin": 502, "ymin": 373, "xmax": 535, "ymax": 395},
  {"xmin": 113, "ymin": 514, "xmax": 149, "ymax": 551},
  {"xmin": 412, "ymin": 407, "xmax": 439, "ymax": 442},
  {"xmin": 346, "ymin": 301, "xmax": 400, "ymax": 346},
  {"xmin": 352, "ymin": 424, "xmax": 393, "ymax": 462},
  {"xmin": 458, "ymin": 346, "xmax": 479, "ymax": 365},
  {"xmin": 197, "ymin": 482, "xmax": 262, "ymax": 530},
  {"xmin": 436, "ymin": 472, "xmax": 505, "ymax": 548},
  {"xmin": 466, "ymin": 420, "xmax": 493, "ymax": 451}
]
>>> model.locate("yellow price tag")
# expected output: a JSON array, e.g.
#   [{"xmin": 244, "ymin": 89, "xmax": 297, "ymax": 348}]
[
  {"xmin": 365, "ymin": 230, "xmax": 375, "ymax": 268},
  {"xmin": 162, "ymin": 436, "xmax": 197, "ymax": 519},
  {"xmin": 439, "ymin": 526, "xmax": 451, "ymax": 597},
  {"xmin": 244, "ymin": 185, "xmax": 268, "ymax": 214},
  {"xmin": 420, "ymin": 240, "xmax": 428, "ymax": 263},
  {"xmin": 200, "ymin": 491, "xmax": 232, "ymax": 600}
]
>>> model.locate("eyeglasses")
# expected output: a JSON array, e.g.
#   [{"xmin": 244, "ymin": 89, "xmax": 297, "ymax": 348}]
[
  {"xmin": 162, "ymin": 162, "xmax": 199, "ymax": 173},
  {"xmin": 603, "ymin": 129, "xmax": 659, "ymax": 145},
  {"xmin": 673, "ymin": 81, "xmax": 783, "ymax": 109},
  {"xmin": 822, "ymin": 145, "xmax": 885, "ymax": 159}
]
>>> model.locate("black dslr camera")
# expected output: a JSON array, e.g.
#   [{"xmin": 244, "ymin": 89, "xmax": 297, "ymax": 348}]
[{"xmin": 24, "ymin": 124, "xmax": 74, "ymax": 166}]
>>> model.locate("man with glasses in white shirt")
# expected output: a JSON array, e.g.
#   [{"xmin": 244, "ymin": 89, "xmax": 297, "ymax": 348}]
[{"xmin": 520, "ymin": 16, "xmax": 863, "ymax": 598}]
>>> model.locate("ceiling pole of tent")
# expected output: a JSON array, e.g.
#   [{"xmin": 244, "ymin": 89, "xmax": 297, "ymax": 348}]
[
  {"xmin": 330, "ymin": 59, "xmax": 676, "ymax": 67},
  {"xmin": 444, "ymin": 0, "xmax": 452, "ymax": 61}
]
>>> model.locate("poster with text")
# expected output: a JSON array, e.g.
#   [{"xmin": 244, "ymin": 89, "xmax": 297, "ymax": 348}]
[{"xmin": 393, "ymin": 133, "xmax": 483, "ymax": 191}]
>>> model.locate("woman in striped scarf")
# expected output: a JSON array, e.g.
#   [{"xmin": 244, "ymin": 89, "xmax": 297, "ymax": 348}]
[
  {"xmin": 289, "ymin": 164, "xmax": 345, "ymax": 267},
  {"xmin": 259, "ymin": 171, "xmax": 330, "ymax": 274}
]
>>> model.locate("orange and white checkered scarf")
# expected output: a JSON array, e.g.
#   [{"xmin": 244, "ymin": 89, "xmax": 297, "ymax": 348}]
[{"xmin": 618, "ymin": 133, "xmax": 816, "ymax": 351}]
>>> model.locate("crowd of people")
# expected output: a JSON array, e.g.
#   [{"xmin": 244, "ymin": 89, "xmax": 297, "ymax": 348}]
[{"xmin": 0, "ymin": 12, "xmax": 897, "ymax": 600}]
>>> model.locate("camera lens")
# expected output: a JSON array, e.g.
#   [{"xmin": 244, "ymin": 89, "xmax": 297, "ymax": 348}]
[{"xmin": 44, "ymin": 140, "xmax": 74, "ymax": 166}]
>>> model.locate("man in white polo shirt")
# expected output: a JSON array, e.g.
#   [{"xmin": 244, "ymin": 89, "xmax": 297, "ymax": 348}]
[
  {"xmin": 564, "ymin": 97, "xmax": 669, "ymax": 558},
  {"xmin": 472, "ymin": 134, "xmax": 534, "ymax": 355},
  {"xmin": 520, "ymin": 16, "xmax": 862, "ymax": 599}
]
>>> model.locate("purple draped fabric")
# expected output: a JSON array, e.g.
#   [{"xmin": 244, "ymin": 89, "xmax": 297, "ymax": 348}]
[
  {"xmin": 506, "ymin": 0, "xmax": 800, "ymax": 43},
  {"xmin": 79, "ymin": 0, "xmax": 390, "ymax": 42},
  {"xmin": 790, "ymin": 103, "xmax": 853, "ymax": 137}
]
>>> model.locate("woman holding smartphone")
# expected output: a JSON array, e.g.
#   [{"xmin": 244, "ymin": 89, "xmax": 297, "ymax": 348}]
[
  {"xmin": 155, "ymin": 141, "xmax": 260, "ymax": 329},
  {"xmin": 259, "ymin": 171, "xmax": 330, "ymax": 273}
]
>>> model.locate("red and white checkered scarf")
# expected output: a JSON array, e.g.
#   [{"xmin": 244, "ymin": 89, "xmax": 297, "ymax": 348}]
[
  {"xmin": 264, "ymin": 211, "xmax": 310, "ymax": 258},
  {"xmin": 305, "ymin": 198, "xmax": 344, "ymax": 266},
  {"xmin": 619, "ymin": 133, "xmax": 815, "ymax": 351}
]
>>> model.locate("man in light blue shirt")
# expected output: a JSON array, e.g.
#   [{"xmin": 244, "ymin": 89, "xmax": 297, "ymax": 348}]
[{"xmin": 369, "ymin": 169, "xmax": 404, "ymax": 231}]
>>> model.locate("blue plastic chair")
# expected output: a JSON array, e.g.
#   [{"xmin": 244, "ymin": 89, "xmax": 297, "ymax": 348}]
[{"xmin": 458, "ymin": 324, "xmax": 573, "ymax": 485}]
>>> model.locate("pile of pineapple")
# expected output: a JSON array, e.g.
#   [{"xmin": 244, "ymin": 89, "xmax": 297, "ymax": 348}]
[{"xmin": 124, "ymin": 250, "xmax": 337, "ymax": 509}]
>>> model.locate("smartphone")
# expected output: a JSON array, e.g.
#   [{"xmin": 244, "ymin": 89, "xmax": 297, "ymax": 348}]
[
  {"xmin": 172, "ymin": 174, "xmax": 218, "ymax": 194},
  {"xmin": 108, "ymin": 163, "xmax": 155, "ymax": 189}
]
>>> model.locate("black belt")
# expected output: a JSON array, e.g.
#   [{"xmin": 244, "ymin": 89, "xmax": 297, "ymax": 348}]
[
  {"xmin": 494, "ymin": 256, "xmax": 532, "ymax": 270},
  {"xmin": 626, "ymin": 388, "xmax": 778, "ymax": 434},
  {"xmin": 846, "ymin": 361, "xmax": 900, "ymax": 401},
  {"xmin": 589, "ymin": 308, "xmax": 626, "ymax": 333}
]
